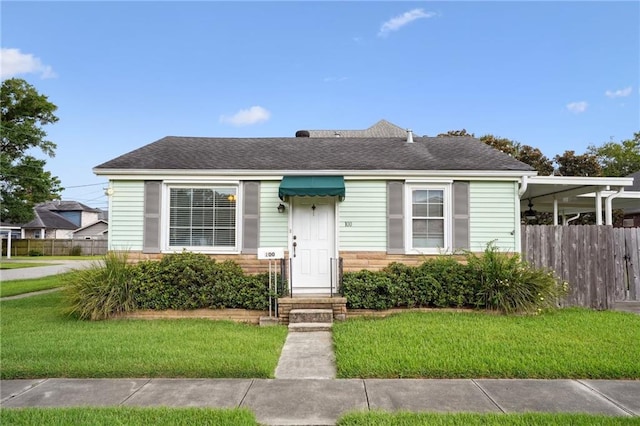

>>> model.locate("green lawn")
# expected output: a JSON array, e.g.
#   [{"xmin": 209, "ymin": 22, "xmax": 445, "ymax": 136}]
[
  {"xmin": 0, "ymin": 292, "xmax": 288, "ymax": 379},
  {"xmin": 333, "ymin": 309, "xmax": 640, "ymax": 379},
  {"xmin": 0, "ymin": 262, "xmax": 58, "ymax": 270},
  {"xmin": 337, "ymin": 412, "xmax": 640, "ymax": 425},
  {"xmin": 0, "ymin": 273, "xmax": 76, "ymax": 297},
  {"xmin": 0, "ymin": 407, "xmax": 258, "ymax": 426}
]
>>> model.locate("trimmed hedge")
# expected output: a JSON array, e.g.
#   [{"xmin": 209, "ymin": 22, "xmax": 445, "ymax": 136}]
[
  {"xmin": 67, "ymin": 251, "xmax": 286, "ymax": 319},
  {"xmin": 342, "ymin": 244, "xmax": 567, "ymax": 314},
  {"xmin": 132, "ymin": 253, "xmax": 284, "ymax": 311}
]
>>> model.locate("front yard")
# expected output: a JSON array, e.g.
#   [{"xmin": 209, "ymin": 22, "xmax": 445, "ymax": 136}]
[
  {"xmin": 333, "ymin": 309, "xmax": 640, "ymax": 379},
  {"xmin": 0, "ymin": 293, "xmax": 287, "ymax": 379}
]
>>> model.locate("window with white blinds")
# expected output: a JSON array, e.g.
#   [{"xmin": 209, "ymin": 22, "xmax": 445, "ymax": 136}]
[
  {"xmin": 405, "ymin": 183, "xmax": 451, "ymax": 253},
  {"xmin": 169, "ymin": 187, "xmax": 237, "ymax": 248}
]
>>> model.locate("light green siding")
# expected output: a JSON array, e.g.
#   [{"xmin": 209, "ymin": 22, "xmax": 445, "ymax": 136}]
[
  {"xmin": 339, "ymin": 180, "xmax": 387, "ymax": 251},
  {"xmin": 469, "ymin": 181, "xmax": 518, "ymax": 252},
  {"xmin": 259, "ymin": 181, "xmax": 288, "ymax": 247},
  {"xmin": 109, "ymin": 180, "xmax": 144, "ymax": 250}
]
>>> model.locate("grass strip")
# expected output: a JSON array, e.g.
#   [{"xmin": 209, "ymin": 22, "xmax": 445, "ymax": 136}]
[
  {"xmin": 0, "ymin": 262, "xmax": 58, "ymax": 270},
  {"xmin": 337, "ymin": 412, "xmax": 640, "ymax": 425},
  {"xmin": 2, "ymin": 256, "xmax": 102, "ymax": 261},
  {"xmin": 0, "ymin": 292, "xmax": 288, "ymax": 379},
  {"xmin": 0, "ymin": 273, "xmax": 79, "ymax": 298},
  {"xmin": 0, "ymin": 407, "xmax": 258, "ymax": 426},
  {"xmin": 334, "ymin": 309, "xmax": 640, "ymax": 379}
]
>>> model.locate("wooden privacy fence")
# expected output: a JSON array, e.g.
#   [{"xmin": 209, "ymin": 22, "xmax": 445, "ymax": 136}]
[
  {"xmin": 1, "ymin": 239, "xmax": 108, "ymax": 257},
  {"xmin": 521, "ymin": 225, "xmax": 640, "ymax": 309}
]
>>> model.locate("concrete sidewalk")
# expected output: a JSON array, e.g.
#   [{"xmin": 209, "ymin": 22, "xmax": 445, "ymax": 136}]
[{"xmin": 1, "ymin": 378, "xmax": 638, "ymax": 425}]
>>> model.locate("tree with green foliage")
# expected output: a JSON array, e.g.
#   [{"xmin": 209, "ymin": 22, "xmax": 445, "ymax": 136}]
[
  {"xmin": 517, "ymin": 145, "xmax": 554, "ymax": 176},
  {"xmin": 587, "ymin": 132, "xmax": 640, "ymax": 177},
  {"xmin": 1, "ymin": 78, "xmax": 62, "ymax": 223},
  {"xmin": 554, "ymin": 150, "xmax": 602, "ymax": 177},
  {"xmin": 437, "ymin": 129, "xmax": 475, "ymax": 137},
  {"xmin": 478, "ymin": 134, "xmax": 520, "ymax": 157}
]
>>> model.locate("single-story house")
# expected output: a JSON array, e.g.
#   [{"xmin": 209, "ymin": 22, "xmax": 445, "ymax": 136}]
[
  {"xmin": 95, "ymin": 128, "xmax": 545, "ymax": 296},
  {"xmin": 71, "ymin": 220, "xmax": 109, "ymax": 239},
  {"xmin": 22, "ymin": 201, "xmax": 106, "ymax": 239}
]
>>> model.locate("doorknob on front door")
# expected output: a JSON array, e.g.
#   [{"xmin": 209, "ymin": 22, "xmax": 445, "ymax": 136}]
[{"xmin": 292, "ymin": 241, "xmax": 297, "ymax": 257}]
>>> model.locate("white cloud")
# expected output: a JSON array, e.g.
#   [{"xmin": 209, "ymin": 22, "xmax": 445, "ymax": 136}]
[
  {"xmin": 378, "ymin": 9, "xmax": 435, "ymax": 37},
  {"xmin": 219, "ymin": 106, "xmax": 271, "ymax": 126},
  {"xmin": 323, "ymin": 76, "xmax": 348, "ymax": 83},
  {"xmin": 605, "ymin": 86, "xmax": 633, "ymax": 98},
  {"xmin": 566, "ymin": 101, "xmax": 588, "ymax": 114},
  {"xmin": 0, "ymin": 48, "xmax": 57, "ymax": 79}
]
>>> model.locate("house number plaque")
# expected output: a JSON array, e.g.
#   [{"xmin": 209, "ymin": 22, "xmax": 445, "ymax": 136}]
[{"xmin": 257, "ymin": 247, "xmax": 285, "ymax": 260}]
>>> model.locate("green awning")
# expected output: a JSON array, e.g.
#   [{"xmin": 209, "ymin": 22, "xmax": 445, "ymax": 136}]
[{"xmin": 278, "ymin": 176, "xmax": 345, "ymax": 200}]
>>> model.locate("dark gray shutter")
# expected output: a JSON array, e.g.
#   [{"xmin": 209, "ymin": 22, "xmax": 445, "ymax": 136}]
[
  {"xmin": 452, "ymin": 181, "xmax": 470, "ymax": 251},
  {"xmin": 143, "ymin": 181, "xmax": 162, "ymax": 253},
  {"xmin": 387, "ymin": 181, "xmax": 404, "ymax": 254},
  {"xmin": 242, "ymin": 181, "xmax": 260, "ymax": 254}
]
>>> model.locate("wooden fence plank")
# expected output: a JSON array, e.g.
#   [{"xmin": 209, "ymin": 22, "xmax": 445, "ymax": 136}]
[{"xmin": 627, "ymin": 228, "xmax": 640, "ymax": 300}]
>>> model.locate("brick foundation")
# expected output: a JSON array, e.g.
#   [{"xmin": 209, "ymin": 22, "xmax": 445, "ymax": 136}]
[{"xmin": 277, "ymin": 297, "xmax": 347, "ymax": 325}]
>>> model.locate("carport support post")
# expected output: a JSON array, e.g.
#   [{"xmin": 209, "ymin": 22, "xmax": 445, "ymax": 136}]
[
  {"xmin": 595, "ymin": 190, "xmax": 603, "ymax": 225},
  {"xmin": 553, "ymin": 198, "xmax": 558, "ymax": 226}
]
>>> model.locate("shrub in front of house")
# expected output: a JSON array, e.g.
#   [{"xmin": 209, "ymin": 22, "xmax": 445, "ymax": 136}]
[
  {"xmin": 343, "ymin": 244, "xmax": 566, "ymax": 314},
  {"xmin": 466, "ymin": 242, "xmax": 567, "ymax": 314},
  {"xmin": 67, "ymin": 251, "xmax": 284, "ymax": 319},
  {"xmin": 66, "ymin": 251, "xmax": 137, "ymax": 320}
]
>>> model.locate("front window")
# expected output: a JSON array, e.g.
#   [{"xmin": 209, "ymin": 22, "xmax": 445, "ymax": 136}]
[
  {"xmin": 406, "ymin": 184, "xmax": 450, "ymax": 253},
  {"xmin": 169, "ymin": 187, "xmax": 237, "ymax": 248}
]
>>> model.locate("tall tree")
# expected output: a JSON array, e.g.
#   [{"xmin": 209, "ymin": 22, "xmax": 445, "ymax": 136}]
[
  {"xmin": 478, "ymin": 134, "xmax": 520, "ymax": 157},
  {"xmin": 1, "ymin": 78, "xmax": 62, "ymax": 223},
  {"xmin": 517, "ymin": 145, "xmax": 554, "ymax": 176},
  {"xmin": 587, "ymin": 132, "xmax": 640, "ymax": 177},
  {"xmin": 437, "ymin": 129, "xmax": 475, "ymax": 137},
  {"xmin": 554, "ymin": 150, "xmax": 602, "ymax": 177}
]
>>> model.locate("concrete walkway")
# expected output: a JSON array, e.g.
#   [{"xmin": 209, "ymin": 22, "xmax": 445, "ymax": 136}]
[
  {"xmin": 0, "ymin": 260, "xmax": 95, "ymax": 282},
  {"xmin": 1, "ymin": 378, "xmax": 638, "ymax": 425},
  {"xmin": 274, "ymin": 331, "xmax": 336, "ymax": 379}
]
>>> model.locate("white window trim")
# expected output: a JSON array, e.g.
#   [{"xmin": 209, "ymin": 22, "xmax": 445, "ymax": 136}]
[
  {"xmin": 404, "ymin": 183, "xmax": 452, "ymax": 255},
  {"xmin": 161, "ymin": 183, "xmax": 241, "ymax": 254}
]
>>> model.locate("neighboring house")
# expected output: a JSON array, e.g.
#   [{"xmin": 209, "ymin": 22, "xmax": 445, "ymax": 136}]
[
  {"xmin": 306, "ymin": 119, "xmax": 408, "ymax": 138},
  {"xmin": 95, "ymin": 129, "xmax": 539, "ymax": 295},
  {"xmin": 71, "ymin": 220, "xmax": 109, "ymax": 240},
  {"xmin": 22, "ymin": 201, "xmax": 106, "ymax": 239}
]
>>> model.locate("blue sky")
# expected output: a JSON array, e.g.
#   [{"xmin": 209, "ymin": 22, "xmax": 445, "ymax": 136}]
[{"xmin": 2, "ymin": 1, "xmax": 639, "ymax": 210}]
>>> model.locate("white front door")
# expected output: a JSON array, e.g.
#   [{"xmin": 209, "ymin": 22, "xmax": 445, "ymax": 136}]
[{"xmin": 291, "ymin": 197, "xmax": 336, "ymax": 294}]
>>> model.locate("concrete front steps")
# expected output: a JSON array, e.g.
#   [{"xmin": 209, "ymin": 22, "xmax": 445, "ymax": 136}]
[{"xmin": 288, "ymin": 309, "xmax": 333, "ymax": 332}]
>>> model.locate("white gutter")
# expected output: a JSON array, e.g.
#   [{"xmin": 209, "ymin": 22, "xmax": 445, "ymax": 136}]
[
  {"xmin": 518, "ymin": 175, "xmax": 529, "ymax": 197},
  {"xmin": 563, "ymin": 213, "xmax": 581, "ymax": 225},
  {"xmin": 605, "ymin": 187, "xmax": 625, "ymax": 225}
]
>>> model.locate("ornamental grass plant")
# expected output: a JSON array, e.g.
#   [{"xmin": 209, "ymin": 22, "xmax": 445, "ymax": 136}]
[
  {"xmin": 466, "ymin": 242, "xmax": 567, "ymax": 314},
  {"xmin": 65, "ymin": 251, "xmax": 136, "ymax": 320}
]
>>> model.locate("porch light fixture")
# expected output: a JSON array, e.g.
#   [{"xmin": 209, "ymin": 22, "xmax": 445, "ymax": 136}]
[
  {"xmin": 277, "ymin": 203, "xmax": 286, "ymax": 213},
  {"xmin": 227, "ymin": 194, "xmax": 237, "ymax": 202},
  {"xmin": 525, "ymin": 199, "xmax": 537, "ymax": 221}
]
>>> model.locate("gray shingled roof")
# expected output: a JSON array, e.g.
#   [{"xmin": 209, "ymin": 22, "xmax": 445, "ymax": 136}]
[
  {"xmin": 38, "ymin": 200, "xmax": 102, "ymax": 213},
  {"xmin": 627, "ymin": 171, "xmax": 640, "ymax": 192},
  {"xmin": 308, "ymin": 119, "xmax": 408, "ymax": 138},
  {"xmin": 22, "ymin": 208, "xmax": 78, "ymax": 230},
  {"xmin": 95, "ymin": 136, "xmax": 533, "ymax": 172}
]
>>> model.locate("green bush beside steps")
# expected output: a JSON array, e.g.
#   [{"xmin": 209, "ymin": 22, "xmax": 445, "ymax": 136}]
[{"xmin": 342, "ymin": 242, "xmax": 567, "ymax": 314}]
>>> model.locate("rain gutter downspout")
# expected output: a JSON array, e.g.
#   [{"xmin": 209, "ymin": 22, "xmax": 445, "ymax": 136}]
[
  {"xmin": 605, "ymin": 187, "xmax": 624, "ymax": 225},
  {"xmin": 518, "ymin": 175, "xmax": 528, "ymax": 197},
  {"xmin": 564, "ymin": 213, "xmax": 581, "ymax": 225}
]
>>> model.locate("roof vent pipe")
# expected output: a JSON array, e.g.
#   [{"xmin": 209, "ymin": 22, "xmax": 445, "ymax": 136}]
[
  {"xmin": 335, "ymin": 132, "xmax": 341, "ymax": 138},
  {"xmin": 406, "ymin": 129, "xmax": 414, "ymax": 144}
]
